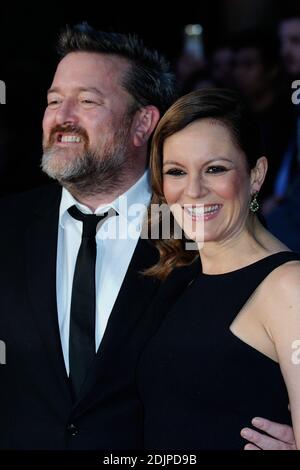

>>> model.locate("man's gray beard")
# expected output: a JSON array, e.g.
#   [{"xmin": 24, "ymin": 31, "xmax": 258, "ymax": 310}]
[{"xmin": 41, "ymin": 131, "xmax": 132, "ymax": 197}]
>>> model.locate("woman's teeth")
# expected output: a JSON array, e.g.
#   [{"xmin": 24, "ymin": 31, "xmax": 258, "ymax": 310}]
[{"xmin": 186, "ymin": 204, "xmax": 221, "ymax": 216}]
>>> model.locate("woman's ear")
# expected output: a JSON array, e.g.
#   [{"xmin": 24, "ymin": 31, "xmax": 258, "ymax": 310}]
[
  {"xmin": 250, "ymin": 156, "xmax": 268, "ymax": 193},
  {"xmin": 131, "ymin": 105, "xmax": 160, "ymax": 147}
]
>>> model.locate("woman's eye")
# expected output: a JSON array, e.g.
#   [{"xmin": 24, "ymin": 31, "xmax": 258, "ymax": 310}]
[
  {"xmin": 164, "ymin": 168, "xmax": 186, "ymax": 176},
  {"xmin": 206, "ymin": 166, "xmax": 227, "ymax": 174}
]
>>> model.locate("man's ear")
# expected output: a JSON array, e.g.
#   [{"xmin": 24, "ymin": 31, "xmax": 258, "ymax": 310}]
[
  {"xmin": 131, "ymin": 105, "xmax": 160, "ymax": 147},
  {"xmin": 250, "ymin": 156, "xmax": 268, "ymax": 193}
]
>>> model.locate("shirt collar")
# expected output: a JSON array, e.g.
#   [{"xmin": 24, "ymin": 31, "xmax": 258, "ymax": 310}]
[{"xmin": 59, "ymin": 170, "xmax": 151, "ymax": 229}]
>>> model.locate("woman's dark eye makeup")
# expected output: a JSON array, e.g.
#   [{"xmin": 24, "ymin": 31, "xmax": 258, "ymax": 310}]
[
  {"xmin": 206, "ymin": 165, "xmax": 228, "ymax": 173},
  {"xmin": 164, "ymin": 168, "xmax": 186, "ymax": 176},
  {"xmin": 164, "ymin": 165, "xmax": 229, "ymax": 176}
]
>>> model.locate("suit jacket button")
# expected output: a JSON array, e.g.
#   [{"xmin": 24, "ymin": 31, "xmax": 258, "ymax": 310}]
[{"xmin": 67, "ymin": 423, "xmax": 79, "ymax": 437}]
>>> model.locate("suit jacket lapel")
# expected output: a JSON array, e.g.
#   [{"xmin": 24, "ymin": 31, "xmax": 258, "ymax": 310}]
[
  {"xmin": 72, "ymin": 238, "xmax": 160, "ymax": 413},
  {"xmin": 25, "ymin": 184, "xmax": 72, "ymax": 404},
  {"xmin": 96, "ymin": 238, "xmax": 160, "ymax": 358}
]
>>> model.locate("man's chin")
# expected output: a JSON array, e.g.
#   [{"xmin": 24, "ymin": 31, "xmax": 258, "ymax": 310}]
[
  {"xmin": 45, "ymin": 145, "xmax": 83, "ymax": 158},
  {"xmin": 42, "ymin": 153, "xmax": 80, "ymax": 181}
]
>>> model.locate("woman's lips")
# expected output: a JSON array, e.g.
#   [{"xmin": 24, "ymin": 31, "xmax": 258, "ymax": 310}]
[{"xmin": 183, "ymin": 204, "xmax": 223, "ymax": 221}]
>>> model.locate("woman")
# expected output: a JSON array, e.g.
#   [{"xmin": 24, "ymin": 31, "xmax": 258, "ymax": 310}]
[{"xmin": 137, "ymin": 89, "xmax": 300, "ymax": 449}]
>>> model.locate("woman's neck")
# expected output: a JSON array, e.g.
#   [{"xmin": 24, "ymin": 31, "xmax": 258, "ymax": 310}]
[{"xmin": 198, "ymin": 217, "xmax": 283, "ymax": 275}]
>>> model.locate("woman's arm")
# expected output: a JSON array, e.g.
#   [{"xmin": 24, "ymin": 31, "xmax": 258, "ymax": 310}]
[{"xmin": 263, "ymin": 261, "xmax": 300, "ymax": 449}]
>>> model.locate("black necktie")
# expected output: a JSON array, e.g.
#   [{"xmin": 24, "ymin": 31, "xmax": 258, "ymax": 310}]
[{"xmin": 67, "ymin": 205, "xmax": 109, "ymax": 399}]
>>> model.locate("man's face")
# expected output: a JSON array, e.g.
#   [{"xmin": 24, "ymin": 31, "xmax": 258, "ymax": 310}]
[
  {"xmin": 42, "ymin": 51, "xmax": 135, "ymax": 194},
  {"xmin": 234, "ymin": 48, "xmax": 267, "ymax": 98},
  {"xmin": 279, "ymin": 19, "xmax": 300, "ymax": 77}
]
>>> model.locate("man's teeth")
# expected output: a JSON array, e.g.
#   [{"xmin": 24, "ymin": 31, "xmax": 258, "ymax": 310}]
[
  {"xmin": 186, "ymin": 205, "xmax": 220, "ymax": 216},
  {"xmin": 60, "ymin": 135, "xmax": 81, "ymax": 143}
]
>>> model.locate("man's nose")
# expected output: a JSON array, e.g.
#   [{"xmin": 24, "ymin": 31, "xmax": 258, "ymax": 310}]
[{"xmin": 55, "ymin": 99, "xmax": 79, "ymax": 126}]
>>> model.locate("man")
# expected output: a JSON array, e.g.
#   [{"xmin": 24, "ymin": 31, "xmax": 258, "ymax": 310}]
[
  {"xmin": 279, "ymin": 14, "xmax": 300, "ymax": 79},
  {"xmin": 0, "ymin": 22, "xmax": 295, "ymax": 451},
  {"xmin": 263, "ymin": 13, "xmax": 300, "ymax": 214},
  {"xmin": 0, "ymin": 22, "xmax": 176, "ymax": 451},
  {"xmin": 232, "ymin": 30, "xmax": 294, "ymax": 203}
]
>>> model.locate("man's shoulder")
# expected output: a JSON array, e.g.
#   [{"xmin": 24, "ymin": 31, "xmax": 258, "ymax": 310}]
[
  {"xmin": 0, "ymin": 183, "xmax": 62, "ymax": 207},
  {"xmin": 0, "ymin": 183, "xmax": 62, "ymax": 220}
]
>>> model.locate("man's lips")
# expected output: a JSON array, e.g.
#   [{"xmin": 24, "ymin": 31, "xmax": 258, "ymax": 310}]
[
  {"xmin": 47, "ymin": 132, "xmax": 87, "ymax": 146},
  {"xmin": 47, "ymin": 125, "xmax": 89, "ymax": 146},
  {"xmin": 56, "ymin": 133, "xmax": 83, "ymax": 143}
]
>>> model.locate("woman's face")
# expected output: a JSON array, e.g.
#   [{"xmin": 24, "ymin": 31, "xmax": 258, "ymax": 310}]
[{"xmin": 162, "ymin": 118, "xmax": 255, "ymax": 245}]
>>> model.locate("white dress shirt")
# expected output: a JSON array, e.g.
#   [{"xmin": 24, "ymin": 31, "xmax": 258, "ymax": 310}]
[{"xmin": 56, "ymin": 171, "xmax": 151, "ymax": 374}]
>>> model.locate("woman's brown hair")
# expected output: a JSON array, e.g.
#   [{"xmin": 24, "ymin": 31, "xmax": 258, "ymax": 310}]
[{"xmin": 145, "ymin": 88, "xmax": 264, "ymax": 280}]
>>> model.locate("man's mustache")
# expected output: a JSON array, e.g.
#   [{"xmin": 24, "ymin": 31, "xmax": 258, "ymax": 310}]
[{"xmin": 47, "ymin": 124, "xmax": 89, "ymax": 146}]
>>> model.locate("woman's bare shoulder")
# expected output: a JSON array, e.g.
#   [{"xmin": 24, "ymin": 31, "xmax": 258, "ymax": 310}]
[
  {"xmin": 257, "ymin": 257, "xmax": 300, "ymax": 326},
  {"xmin": 266, "ymin": 258, "xmax": 300, "ymax": 292}
]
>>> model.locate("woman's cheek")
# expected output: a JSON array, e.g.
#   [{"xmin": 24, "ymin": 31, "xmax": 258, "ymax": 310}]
[
  {"xmin": 214, "ymin": 173, "xmax": 247, "ymax": 200},
  {"xmin": 163, "ymin": 180, "xmax": 179, "ymax": 205}
]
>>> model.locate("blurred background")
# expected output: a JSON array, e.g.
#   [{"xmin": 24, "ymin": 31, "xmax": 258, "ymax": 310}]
[{"xmin": 1, "ymin": 0, "xmax": 300, "ymax": 248}]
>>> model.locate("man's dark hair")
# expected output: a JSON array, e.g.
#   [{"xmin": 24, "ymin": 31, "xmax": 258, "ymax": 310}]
[{"xmin": 57, "ymin": 22, "xmax": 176, "ymax": 115}]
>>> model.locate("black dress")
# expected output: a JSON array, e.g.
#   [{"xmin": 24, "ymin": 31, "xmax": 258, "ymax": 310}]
[{"xmin": 137, "ymin": 252, "xmax": 300, "ymax": 450}]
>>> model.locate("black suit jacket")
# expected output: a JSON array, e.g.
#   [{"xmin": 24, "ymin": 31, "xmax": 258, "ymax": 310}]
[{"xmin": 0, "ymin": 184, "xmax": 199, "ymax": 450}]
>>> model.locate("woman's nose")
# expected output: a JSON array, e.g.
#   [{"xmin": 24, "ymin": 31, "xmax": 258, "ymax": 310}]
[{"xmin": 185, "ymin": 176, "xmax": 209, "ymax": 199}]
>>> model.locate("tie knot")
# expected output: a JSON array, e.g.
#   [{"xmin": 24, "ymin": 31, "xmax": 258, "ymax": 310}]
[{"xmin": 68, "ymin": 205, "xmax": 109, "ymax": 238}]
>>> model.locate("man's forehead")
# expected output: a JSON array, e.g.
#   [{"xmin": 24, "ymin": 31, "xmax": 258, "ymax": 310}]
[
  {"xmin": 51, "ymin": 51, "xmax": 131, "ymax": 93},
  {"xmin": 56, "ymin": 51, "xmax": 130, "ymax": 76},
  {"xmin": 47, "ymin": 86, "xmax": 105, "ymax": 97}
]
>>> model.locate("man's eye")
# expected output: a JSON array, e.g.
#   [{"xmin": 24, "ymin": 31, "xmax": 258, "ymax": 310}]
[
  {"xmin": 47, "ymin": 100, "xmax": 60, "ymax": 108},
  {"xmin": 206, "ymin": 166, "xmax": 227, "ymax": 174},
  {"xmin": 164, "ymin": 168, "xmax": 186, "ymax": 176},
  {"xmin": 81, "ymin": 99, "xmax": 98, "ymax": 106}
]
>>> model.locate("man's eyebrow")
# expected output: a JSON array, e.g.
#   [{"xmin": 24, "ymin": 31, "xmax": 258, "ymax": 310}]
[
  {"xmin": 47, "ymin": 87, "xmax": 105, "ymax": 97},
  {"xmin": 77, "ymin": 87, "xmax": 105, "ymax": 97},
  {"xmin": 47, "ymin": 87, "xmax": 61, "ymax": 95}
]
